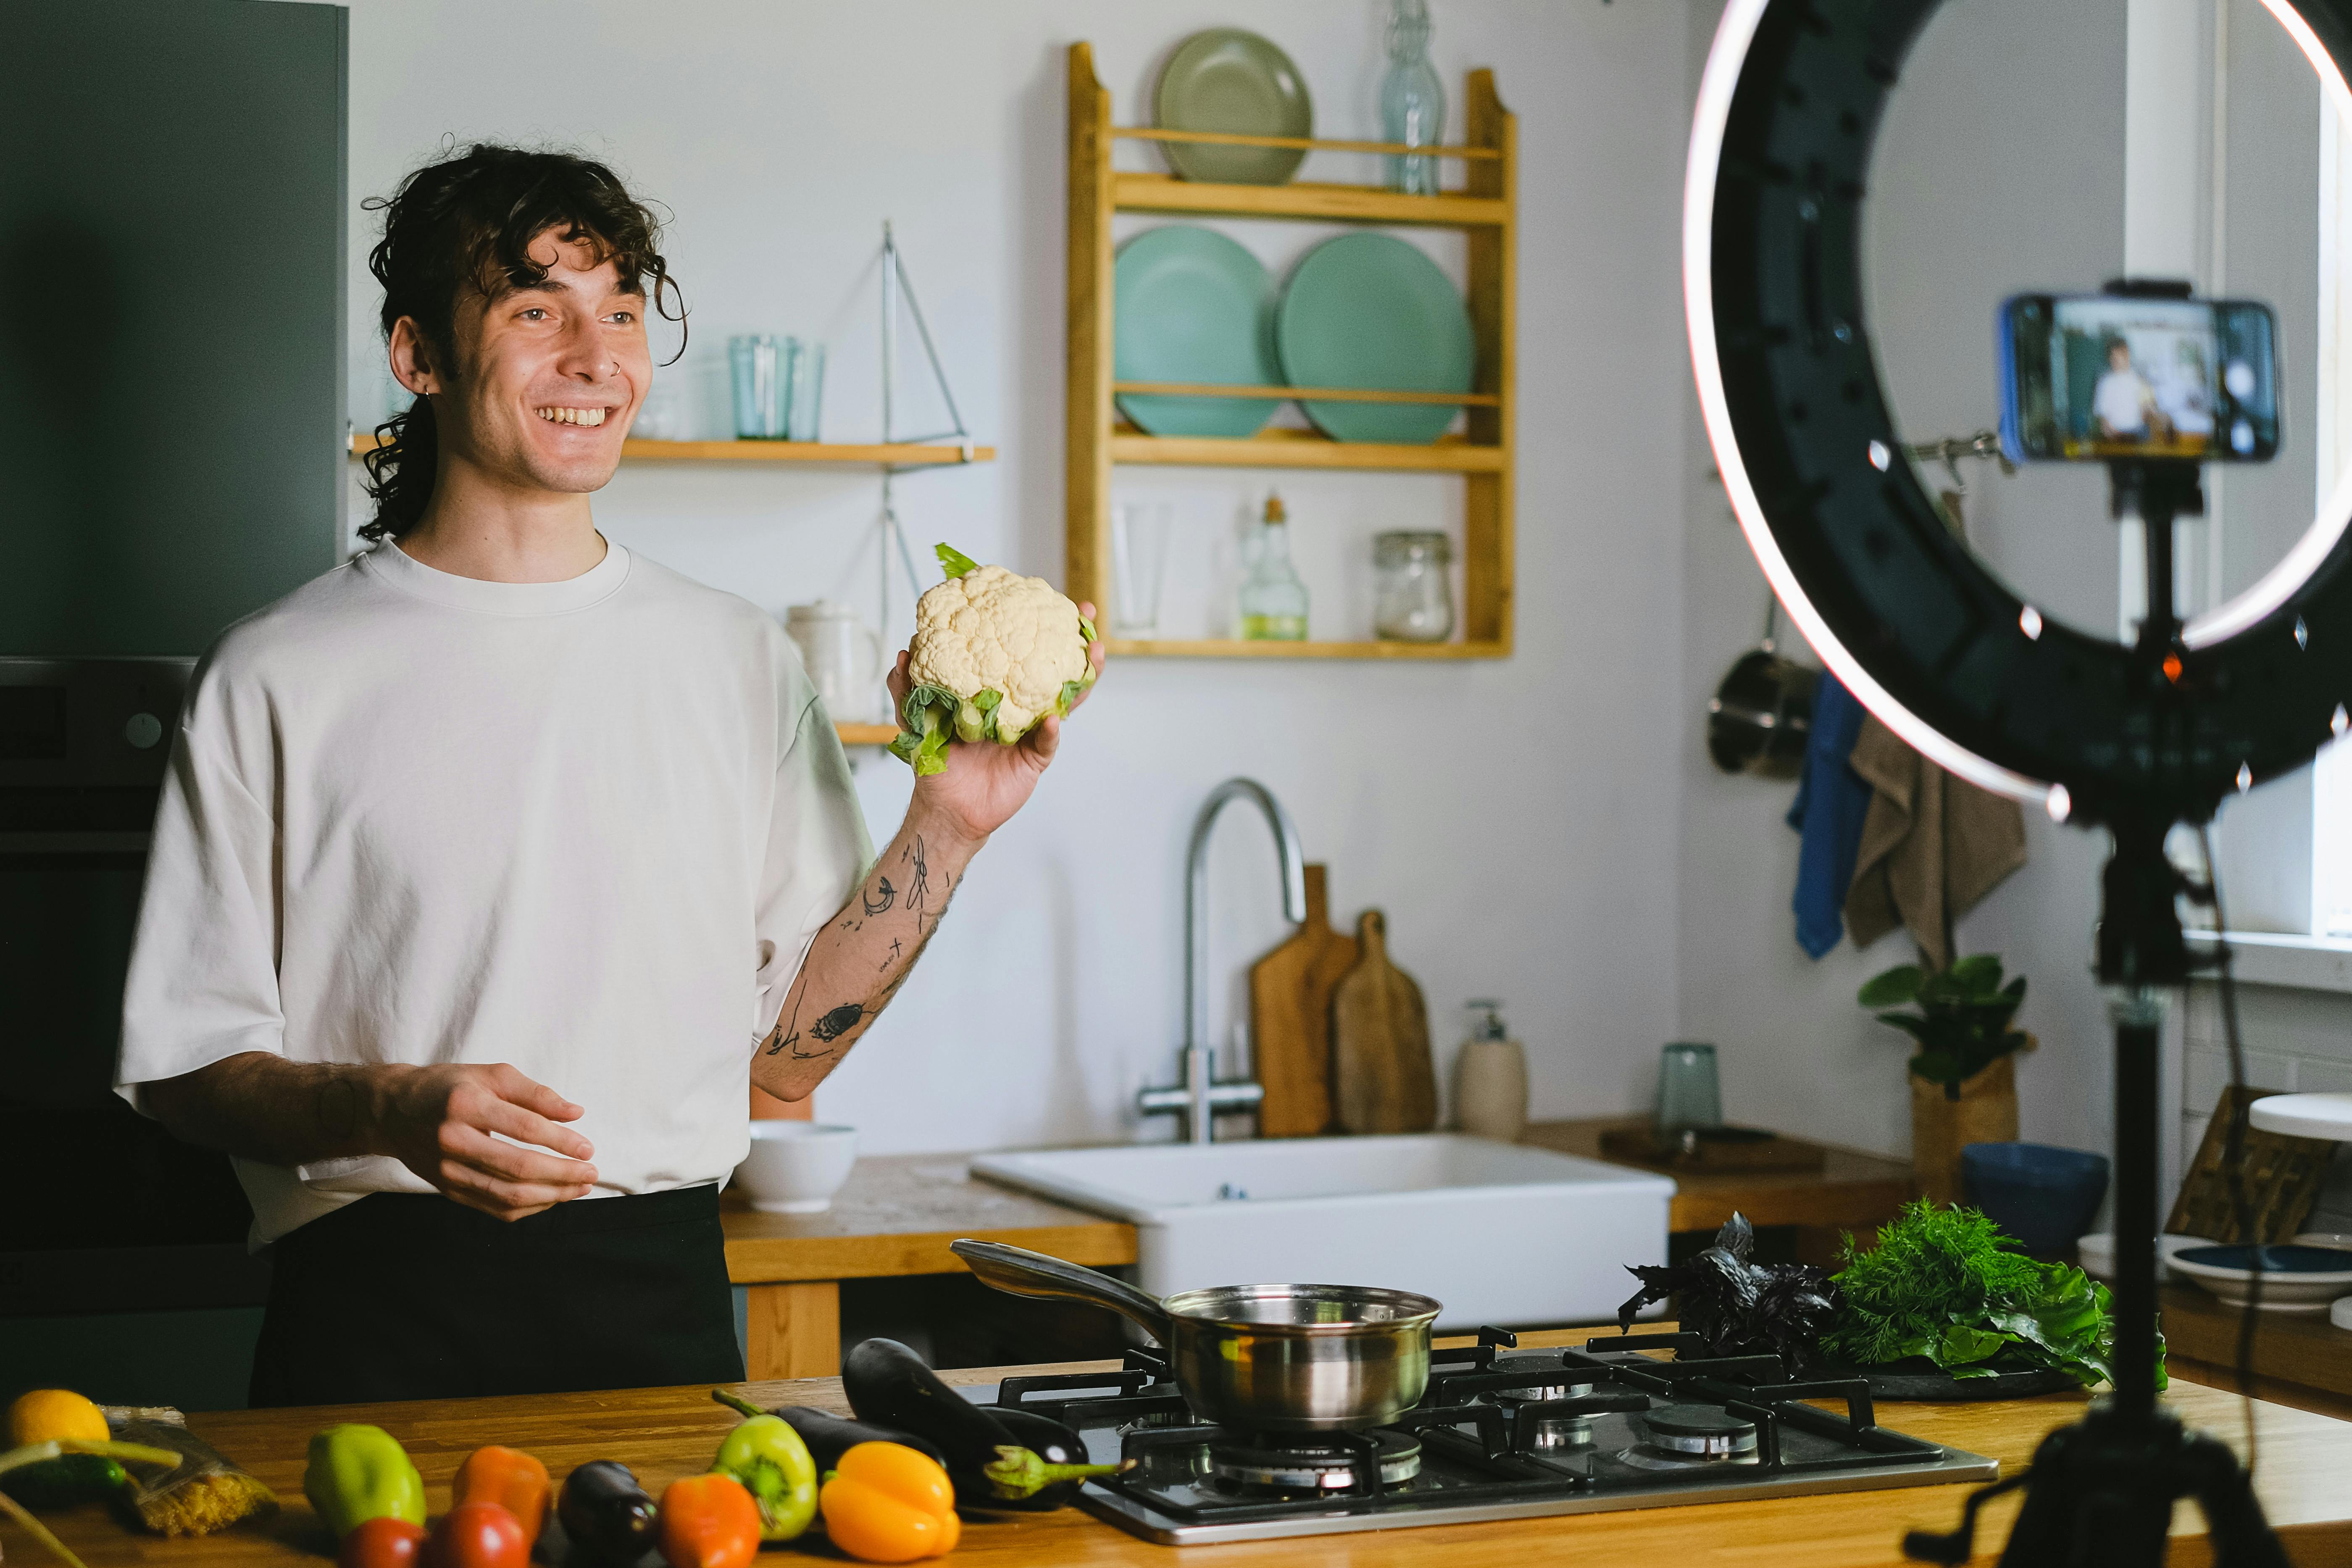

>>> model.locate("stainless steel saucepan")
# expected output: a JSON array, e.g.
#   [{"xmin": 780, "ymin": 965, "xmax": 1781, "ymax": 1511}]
[{"xmin": 949, "ymin": 1239, "xmax": 1442, "ymax": 1433}]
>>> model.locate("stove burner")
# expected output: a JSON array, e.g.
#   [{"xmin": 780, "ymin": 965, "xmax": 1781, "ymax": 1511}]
[
  {"xmin": 1622, "ymin": 1403, "xmax": 1760, "ymax": 1464},
  {"xmin": 1208, "ymin": 1430, "xmax": 1422, "ymax": 1493},
  {"xmin": 1486, "ymin": 1355, "xmax": 1594, "ymax": 1405}
]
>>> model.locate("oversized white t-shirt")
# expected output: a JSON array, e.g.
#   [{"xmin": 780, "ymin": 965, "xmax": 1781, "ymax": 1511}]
[{"xmin": 115, "ymin": 540, "xmax": 871, "ymax": 1245}]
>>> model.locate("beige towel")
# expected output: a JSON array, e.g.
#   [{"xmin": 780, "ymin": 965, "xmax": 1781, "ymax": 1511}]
[{"xmin": 1844, "ymin": 716, "xmax": 2028, "ymax": 969}]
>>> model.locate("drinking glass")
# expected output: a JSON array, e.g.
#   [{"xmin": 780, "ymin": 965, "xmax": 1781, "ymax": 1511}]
[
  {"xmin": 729, "ymin": 334, "xmax": 787, "ymax": 439},
  {"xmin": 787, "ymin": 339, "xmax": 826, "ymax": 442},
  {"xmin": 1112, "ymin": 502, "xmax": 1173, "ymax": 635},
  {"xmin": 1655, "ymin": 1042, "xmax": 1723, "ymax": 1135}
]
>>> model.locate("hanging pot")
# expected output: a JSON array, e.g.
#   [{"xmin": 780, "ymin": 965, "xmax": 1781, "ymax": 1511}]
[{"xmin": 1706, "ymin": 592, "xmax": 1818, "ymax": 779}]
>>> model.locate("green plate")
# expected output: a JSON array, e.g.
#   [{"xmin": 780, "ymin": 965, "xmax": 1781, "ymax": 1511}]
[
  {"xmin": 1115, "ymin": 226, "xmax": 1282, "ymax": 439},
  {"xmin": 1154, "ymin": 29, "xmax": 1313, "ymax": 186},
  {"xmin": 1276, "ymin": 233, "xmax": 1474, "ymax": 444}
]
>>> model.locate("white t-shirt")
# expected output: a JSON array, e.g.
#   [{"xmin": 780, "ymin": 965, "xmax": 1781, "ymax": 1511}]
[
  {"xmin": 115, "ymin": 540, "xmax": 871, "ymax": 1245},
  {"xmin": 2094, "ymin": 366, "xmax": 2152, "ymax": 435}
]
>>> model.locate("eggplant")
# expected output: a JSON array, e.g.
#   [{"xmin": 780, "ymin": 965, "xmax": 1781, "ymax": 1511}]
[
  {"xmin": 839, "ymin": 1337, "xmax": 1122, "ymax": 1507},
  {"xmin": 709, "ymin": 1391, "xmax": 947, "ymax": 1471},
  {"xmin": 556, "ymin": 1460, "xmax": 658, "ymax": 1567},
  {"xmin": 971, "ymin": 1403, "xmax": 1112, "ymax": 1512}
]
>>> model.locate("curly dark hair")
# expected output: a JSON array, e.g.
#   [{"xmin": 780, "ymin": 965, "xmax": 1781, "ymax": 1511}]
[{"xmin": 359, "ymin": 143, "xmax": 685, "ymax": 541}]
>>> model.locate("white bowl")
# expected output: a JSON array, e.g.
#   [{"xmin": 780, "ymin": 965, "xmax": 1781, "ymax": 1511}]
[
  {"xmin": 2167, "ymin": 1242, "xmax": 2352, "ymax": 1314},
  {"xmin": 2076, "ymin": 1233, "xmax": 2200, "ymax": 1282},
  {"xmin": 734, "ymin": 1123, "xmax": 858, "ymax": 1213},
  {"xmin": 2334, "ymin": 1295, "xmax": 2352, "ymax": 1331}
]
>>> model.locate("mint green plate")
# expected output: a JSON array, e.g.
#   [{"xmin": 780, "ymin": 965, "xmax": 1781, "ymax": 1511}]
[
  {"xmin": 1155, "ymin": 29, "xmax": 1313, "ymax": 186},
  {"xmin": 1115, "ymin": 226, "xmax": 1282, "ymax": 439},
  {"xmin": 1276, "ymin": 234, "xmax": 1474, "ymax": 444}
]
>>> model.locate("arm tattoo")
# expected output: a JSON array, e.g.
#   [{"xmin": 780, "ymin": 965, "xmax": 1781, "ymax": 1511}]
[
  {"xmin": 760, "ymin": 834, "xmax": 960, "ymax": 1066},
  {"xmin": 863, "ymin": 876, "xmax": 896, "ymax": 917}
]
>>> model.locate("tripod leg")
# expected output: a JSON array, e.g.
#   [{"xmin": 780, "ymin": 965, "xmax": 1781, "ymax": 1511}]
[{"xmin": 2181, "ymin": 1430, "xmax": 2289, "ymax": 1568}]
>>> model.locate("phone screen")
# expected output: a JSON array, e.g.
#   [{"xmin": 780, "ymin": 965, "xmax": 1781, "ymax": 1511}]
[{"xmin": 1997, "ymin": 293, "xmax": 2278, "ymax": 463}]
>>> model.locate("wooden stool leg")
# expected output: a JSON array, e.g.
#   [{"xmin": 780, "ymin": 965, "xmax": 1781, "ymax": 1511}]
[{"xmin": 744, "ymin": 1281, "xmax": 841, "ymax": 1379}]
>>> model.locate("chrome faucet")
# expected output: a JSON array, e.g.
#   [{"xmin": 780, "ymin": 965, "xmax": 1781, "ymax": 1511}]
[{"xmin": 1137, "ymin": 778, "xmax": 1307, "ymax": 1143}]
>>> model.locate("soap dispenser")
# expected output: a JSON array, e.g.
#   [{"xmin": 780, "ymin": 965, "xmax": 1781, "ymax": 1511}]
[{"xmin": 1452, "ymin": 999, "xmax": 1527, "ymax": 1142}]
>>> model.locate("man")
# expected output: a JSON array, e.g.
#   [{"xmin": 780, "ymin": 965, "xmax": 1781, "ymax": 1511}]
[{"xmin": 114, "ymin": 145, "xmax": 1100, "ymax": 1405}]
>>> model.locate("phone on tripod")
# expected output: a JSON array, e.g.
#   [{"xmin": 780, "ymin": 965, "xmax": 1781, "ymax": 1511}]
[{"xmin": 1997, "ymin": 292, "xmax": 2279, "ymax": 464}]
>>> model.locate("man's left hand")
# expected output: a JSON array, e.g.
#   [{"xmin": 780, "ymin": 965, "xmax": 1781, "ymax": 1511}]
[{"xmin": 887, "ymin": 603, "xmax": 1105, "ymax": 845}]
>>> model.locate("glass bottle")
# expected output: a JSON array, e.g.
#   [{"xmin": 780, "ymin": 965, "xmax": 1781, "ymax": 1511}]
[
  {"xmin": 1373, "ymin": 530, "xmax": 1454, "ymax": 642},
  {"xmin": 1381, "ymin": 0, "xmax": 1446, "ymax": 197},
  {"xmin": 1239, "ymin": 492, "xmax": 1309, "ymax": 640}
]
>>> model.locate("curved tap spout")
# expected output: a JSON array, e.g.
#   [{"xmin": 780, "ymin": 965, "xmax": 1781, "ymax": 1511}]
[{"xmin": 1187, "ymin": 778, "xmax": 1307, "ymax": 1062}]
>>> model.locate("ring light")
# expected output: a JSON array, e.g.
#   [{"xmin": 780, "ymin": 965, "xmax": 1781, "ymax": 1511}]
[{"xmin": 1688, "ymin": 0, "xmax": 2352, "ymax": 827}]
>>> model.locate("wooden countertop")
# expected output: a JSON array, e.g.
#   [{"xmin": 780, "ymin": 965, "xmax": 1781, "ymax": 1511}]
[
  {"xmin": 26, "ymin": 1329, "xmax": 2352, "ymax": 1568},
  {"xmin": 1526, "ymin": 1117, "xmax": 1916, "ymax": 1237},
  {"xmin": 721, "ymin": 1152, "xmax": 1137, "ymax": 1283}
]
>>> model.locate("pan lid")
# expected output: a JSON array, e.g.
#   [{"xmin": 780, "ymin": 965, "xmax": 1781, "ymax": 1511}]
[{"xmin": 1161, "ymin": 1282, "xmax": 1443, "ymax": 1332}]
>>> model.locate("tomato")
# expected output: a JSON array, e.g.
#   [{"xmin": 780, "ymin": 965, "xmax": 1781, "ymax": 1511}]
[
  {"xmin": 425, "ymin": 1501, "xmax": 529, "ymax": 1568},
  {"xmin": 338, "ymin": 1515, "xmax": 427, "ymax": 1568}
]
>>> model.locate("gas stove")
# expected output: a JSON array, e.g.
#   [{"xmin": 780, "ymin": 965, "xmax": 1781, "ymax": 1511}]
[{"xmin": 968, "ymin": 1329, "xmax": 1998, "ymax": 1545}]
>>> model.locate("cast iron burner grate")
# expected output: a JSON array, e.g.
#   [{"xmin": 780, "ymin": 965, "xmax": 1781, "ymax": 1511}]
[{"xmin": 976, "ymin": 1328, "xmax": 2000, "ymax": 1545}]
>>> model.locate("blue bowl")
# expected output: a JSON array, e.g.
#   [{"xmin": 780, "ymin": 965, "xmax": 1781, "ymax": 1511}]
[{"xmin": 1961, "ymin": 1142, "xmax": 2111, "ymax": 1258}]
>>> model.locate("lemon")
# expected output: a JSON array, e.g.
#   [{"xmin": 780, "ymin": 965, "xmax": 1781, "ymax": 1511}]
[{"xmin": 8, "ymin": 1388, "xmax": 109, "ymax": 1447}]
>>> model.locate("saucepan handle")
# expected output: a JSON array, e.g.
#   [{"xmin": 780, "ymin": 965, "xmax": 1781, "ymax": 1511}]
[{"xmin": 950, "ymin": 1238, "xmax": 1173, "ymax": 1343}]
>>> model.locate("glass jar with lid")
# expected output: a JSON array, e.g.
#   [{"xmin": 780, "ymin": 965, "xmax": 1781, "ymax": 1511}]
[{"xmin": 1372, "ymin": 531, "xmax": 1453, "ymax": 642}]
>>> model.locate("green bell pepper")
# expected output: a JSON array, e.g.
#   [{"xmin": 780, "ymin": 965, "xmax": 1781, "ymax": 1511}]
[
  {"xmin": 303, "ymin": 1424, "xmax": 426, "ymax": 1539},
  {"xmin": 710, "ymin": 1414, "xmax": 817, "ymax": 1542},
  {"xmin": 0, "ymin": 1452, "xmax": 128, "ymax": 1509}
]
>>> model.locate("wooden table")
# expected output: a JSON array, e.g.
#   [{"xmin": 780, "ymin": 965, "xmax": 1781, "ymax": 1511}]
[
  {"xmin": 721, "ymin": 1153, "xmax": 1134, "ymax": 1381},
  {"xmin": 1526, "ymin": 1117, "xmax": 1917, "ymax": 1260},
  {"xmin": 28, "ymin": 1328, "xmax": 2352, "ymax": 1568},
  {"xmin": 2161, "ymin": 1281, "xmax": 2352, "ymax": 1421}
]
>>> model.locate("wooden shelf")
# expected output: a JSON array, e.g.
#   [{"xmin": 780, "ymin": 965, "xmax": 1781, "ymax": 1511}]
[
  {"xmin": 1106, "ymin": 638, "xmax": 1505, "ymax": 660},
  {"xmin": 347, "ymin": 433, "xmax": 992, "ymax": 466},
  {"xmin": 1110, "ymin": 428, "xmax": 1504, "ymax": 472},
  {"xmin": 833, "ymin": 723, "xmax": 900, "ymax": 747},
  {"xmin": 1113, "ymin": 126, "xmax": 1501, "ymax": 161},
  {"xmin": 1066, "ymin": 43, "xmax": 1517, "ymax": 660},
  {"xmin": 1112, "ymin": 171, "xmax": 1508, "ymax": 229}
]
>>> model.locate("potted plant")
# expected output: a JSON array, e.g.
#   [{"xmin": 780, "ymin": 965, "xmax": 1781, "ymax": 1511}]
[{"xmin": 1858, "ymin": 954, "xmax": 2032, "ymax": 1205}]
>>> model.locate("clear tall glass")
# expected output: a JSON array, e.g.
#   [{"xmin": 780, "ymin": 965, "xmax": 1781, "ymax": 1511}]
[
  {"xmin": 1112, "ymin": 502, "xmax": 1172, "ymax": 635},
  {"xmin": 787, "ymin": 339, "xmax": 826, "ymax": 442},
  {"xmin": 729, "ymin": 335, "xmax": 787, "ymax": 439},
  {"xmin": 1655, "ymin": 1042, "xmax": 1723, "ymax": 1136}
]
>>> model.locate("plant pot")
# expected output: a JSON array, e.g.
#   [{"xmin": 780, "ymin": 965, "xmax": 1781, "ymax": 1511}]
[{"xmin": 1910, "ymin": 1053, "xmax": 2018, "ymax": 1206}]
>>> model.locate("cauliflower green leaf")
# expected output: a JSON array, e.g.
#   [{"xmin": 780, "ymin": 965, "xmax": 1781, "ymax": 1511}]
[{"xmin": 935, "ymin": 542, "xmax": 982, "ymax": 580}]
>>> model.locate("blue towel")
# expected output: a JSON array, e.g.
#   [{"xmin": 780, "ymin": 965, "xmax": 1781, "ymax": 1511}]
[{"xmin": 1786, "ymin": 673, "xmax": 1871, "ymax": 958}]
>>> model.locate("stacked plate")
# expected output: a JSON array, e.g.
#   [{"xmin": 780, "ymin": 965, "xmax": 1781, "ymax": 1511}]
[{"xmin": 1115, "ymin": 227, "xmax": 1477, "ymax": 445}]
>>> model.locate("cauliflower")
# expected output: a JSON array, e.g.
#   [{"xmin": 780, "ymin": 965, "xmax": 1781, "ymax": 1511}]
[{"xmin": 888, "ymin": 543, "xmax": 1097, "ymax": 776}]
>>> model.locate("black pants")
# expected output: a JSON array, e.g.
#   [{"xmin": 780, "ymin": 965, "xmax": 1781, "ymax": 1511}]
[{"xmin": 248, "ymin": 1184, "xmax": 742, "ymax": 1407}]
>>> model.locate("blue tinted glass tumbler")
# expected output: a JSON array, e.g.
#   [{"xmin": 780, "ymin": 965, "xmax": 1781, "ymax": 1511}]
[
  {"xmin": 1655, "ymin": 1042, "xmax": 1723, "ymax": 1135},
  {"xmin": 729, "ymin": 334, "xmax": 786, "ymax": 439},
  {"xmin": 787, "ymin": 339, "xmax": 825, "ymax": 442}
]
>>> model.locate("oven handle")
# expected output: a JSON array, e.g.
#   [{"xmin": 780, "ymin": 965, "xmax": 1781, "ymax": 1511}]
[{"xmin": 0, "ymin": 831, "xmax": 151, "ymax": 855}]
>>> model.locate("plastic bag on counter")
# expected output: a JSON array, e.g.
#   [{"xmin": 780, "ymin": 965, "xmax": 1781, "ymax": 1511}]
[{"xmin": 100, "ymin": 1405, "xmax": 276, "ymax": 1537}]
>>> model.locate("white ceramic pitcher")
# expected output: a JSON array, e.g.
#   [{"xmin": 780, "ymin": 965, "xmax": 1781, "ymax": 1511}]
[{"xmin": 785, "ymin": 600, "xmax": 884, "ymax": 724}]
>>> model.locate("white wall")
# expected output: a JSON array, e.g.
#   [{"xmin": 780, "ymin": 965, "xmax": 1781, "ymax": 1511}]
[{"xmin": 327, "ymin": 0, "xmax": 1697, "ymax": 1153}]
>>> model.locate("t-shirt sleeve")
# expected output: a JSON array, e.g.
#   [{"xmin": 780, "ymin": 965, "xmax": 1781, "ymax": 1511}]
[
  {"xmin": 750, "ymin": 690, "xmax": 875, "ymax": 1040},
  {"xmin": 115, "ymin": 719, "xmax": 286, "ymax": 1109}
]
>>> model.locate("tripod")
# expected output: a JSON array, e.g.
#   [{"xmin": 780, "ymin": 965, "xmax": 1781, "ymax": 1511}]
[{"xmin": 1902, "ymin": 460, "xmax": 2286, "ymax": 1567}]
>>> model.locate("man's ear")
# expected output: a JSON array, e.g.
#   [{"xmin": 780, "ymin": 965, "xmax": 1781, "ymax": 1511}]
[{"xmin": 388, "ymin": 317, "xmax": 439, "ymax": 396}]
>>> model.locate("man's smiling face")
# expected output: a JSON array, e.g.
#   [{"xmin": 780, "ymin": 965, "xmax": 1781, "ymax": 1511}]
[{"xmin": 402, "ymin": 226, "xmax": 651, "ymax": 496}]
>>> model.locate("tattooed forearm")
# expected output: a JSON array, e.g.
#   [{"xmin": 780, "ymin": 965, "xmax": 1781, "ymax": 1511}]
[{"xmin": 752, "ymin": 827, "xmax": 980, "ymax": 1099}]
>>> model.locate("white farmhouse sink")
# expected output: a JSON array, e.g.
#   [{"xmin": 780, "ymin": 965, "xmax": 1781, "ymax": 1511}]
[{"xmin": 968, "ymin": 1134, "xmax": 1673, "ymax": 1331}]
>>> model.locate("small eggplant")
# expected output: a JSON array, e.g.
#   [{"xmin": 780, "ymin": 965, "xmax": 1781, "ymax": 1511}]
[
  {"xmin": 555, "ymin": 1460, "xmax": 658, "ymax": 1567},
  {"xmin": 709, "ymin": 1391, "xmax": 947, "ymax": 1472},
  {"xmin": 840, "ymin": 1337, "xmax": 1123, "ymax": 1506},
  {"xmin": 973, "ymin": 1403, "xmax": 1112, "ymax": 1512}
]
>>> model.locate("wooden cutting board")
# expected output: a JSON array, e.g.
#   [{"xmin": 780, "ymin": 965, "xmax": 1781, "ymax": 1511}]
[
  {"xmin": 1248, "ymin": 864, "xmax": 1357, "ymax": 1137},
  {"xmin": 1332, "ymin": 908, "xmax": 1437, "ymax": 1134}
]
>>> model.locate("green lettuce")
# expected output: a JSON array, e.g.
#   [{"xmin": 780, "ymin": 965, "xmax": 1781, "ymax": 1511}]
[{"xmin": 1825, "ymin": 1199, "xmax": 2157, "ymax": 1390}]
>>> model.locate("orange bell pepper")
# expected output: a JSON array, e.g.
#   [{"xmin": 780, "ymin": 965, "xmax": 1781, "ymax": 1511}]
[
  {"xmin": 452, "ymin": 1446, "xmax": 550, "ymax": 1544},
  {"xmin": 818, "ymin": 1442, "xmax": 960, "ymax": 1563},
  {"xmin": 658, "ymin": 1473, "xmax": 761, "ymax": 1568}
]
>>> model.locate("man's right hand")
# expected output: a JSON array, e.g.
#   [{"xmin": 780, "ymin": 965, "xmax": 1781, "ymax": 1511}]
[{"xmin": 374, "ymin": 1062, "xmax": 597, "ymax": 1221}]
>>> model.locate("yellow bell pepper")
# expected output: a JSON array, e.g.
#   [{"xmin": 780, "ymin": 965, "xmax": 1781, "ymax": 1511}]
[{"xmin": 818, "ymin": 1442, "xmax": 960, "ymax": 1563}]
